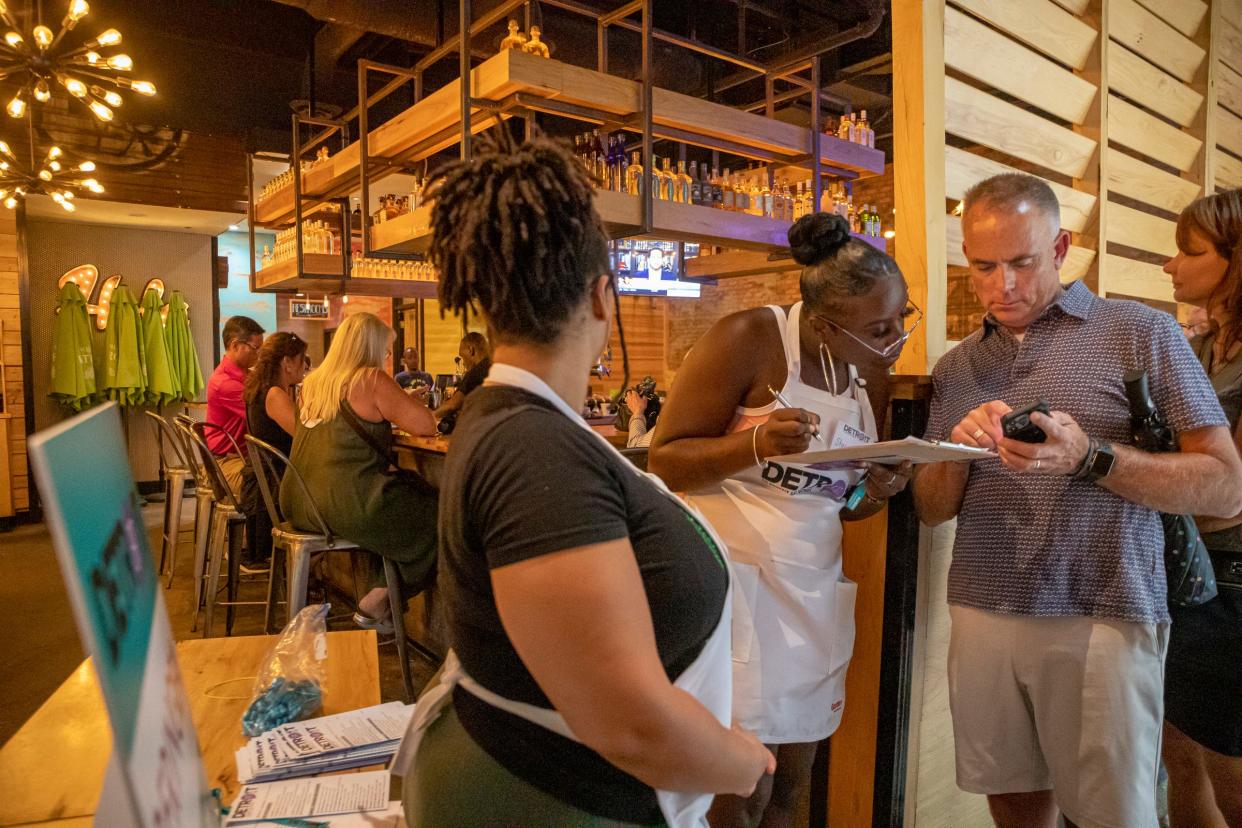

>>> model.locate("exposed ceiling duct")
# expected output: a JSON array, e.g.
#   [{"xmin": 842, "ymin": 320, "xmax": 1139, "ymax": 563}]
[{"xmin": 269, "ymin": 0, "xmax": 442, "ymax": 46}]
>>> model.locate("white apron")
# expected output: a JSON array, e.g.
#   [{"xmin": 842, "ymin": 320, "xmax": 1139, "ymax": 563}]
[
  {"xmin": 685, "ymin": 302, "xmax": 877, "ymax": 744},
  {"xmin": 391, "ymin": 363, "xmax": 734, "ymax": 828}
]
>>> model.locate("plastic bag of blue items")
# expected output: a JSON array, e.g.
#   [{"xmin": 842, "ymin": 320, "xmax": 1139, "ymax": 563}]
[{"xmin": 242, "ymin": 603, "xmax": 329, "ymax": 736}]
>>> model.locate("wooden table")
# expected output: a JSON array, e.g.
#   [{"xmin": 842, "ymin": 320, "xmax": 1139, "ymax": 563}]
[{"xmin": 0, "ymin": 631, "xmax": 380, "ymax": 827}]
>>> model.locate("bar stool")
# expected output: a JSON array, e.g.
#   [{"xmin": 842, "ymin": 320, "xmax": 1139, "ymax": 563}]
[
  {"xmin": 183, "ymin": 422, "xmax": 266, "ymax": 637},
  {"xmin": 244, "ymin": 434, "xmax": 360, "ymax": 630},
  {"xmin": 173, "ymin": 416, "xmax": 221, "ymax": 628},
  {"xmin": 144, "ymin": 410, "xmax": 195, "ymax": 588},
  {"xmin": 246, "ymin": 434, "xmax": 422, "ymax": 702}
]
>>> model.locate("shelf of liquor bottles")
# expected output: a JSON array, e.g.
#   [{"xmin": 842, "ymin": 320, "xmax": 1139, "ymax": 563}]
[
  {"xmin": 251, "ymin": 48, "xmax": 886, "ymax": 234},
  {"xmin": 253, "ymin": 253, "xmax": 345, "ymax": 294}
]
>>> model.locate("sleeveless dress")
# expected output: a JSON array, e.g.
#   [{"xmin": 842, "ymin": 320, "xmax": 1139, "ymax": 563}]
[
  {"xmin": 684, "ymin": 302, "xmax": 877, "ymax": 744},
  {"xmin": 279, "ymin": 400, "xmax": 437, "ymax": 591}
]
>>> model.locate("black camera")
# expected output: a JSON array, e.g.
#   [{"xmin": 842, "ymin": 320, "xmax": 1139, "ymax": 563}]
[{"xmin": 1001, "ymin": 400, "xmax": 1052, "ymax": 443}]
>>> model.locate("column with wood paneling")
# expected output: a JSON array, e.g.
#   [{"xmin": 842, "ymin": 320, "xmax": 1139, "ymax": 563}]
[
  {"xmin": 1214, "ymin": 0, "xmax": 1242, "ymax": 191},
  {"xmin": 891, "ymin": 0, "xmax": 945, "ymax": 377}
]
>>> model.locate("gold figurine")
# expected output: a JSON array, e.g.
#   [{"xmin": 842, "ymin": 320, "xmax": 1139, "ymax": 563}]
[
  {"xmin": 524, "ymin": 26, "xmax": 550, "ymax": 58},
  {"xmin": 500, "ymin": 19, "xmax": 527, "ymax": 51}
]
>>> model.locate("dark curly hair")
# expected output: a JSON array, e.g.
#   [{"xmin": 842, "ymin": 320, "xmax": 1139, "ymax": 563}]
[
  {"xmin": 428, "ymin": 125, "xmax": 615, "ymax": 346},
  {"xmin": 789, "ymin": 211, "xmax": 902, "ymax": 312},
  {"xmin": 243, "ymin": 331, "xmax": 308, "ymax": 405}
]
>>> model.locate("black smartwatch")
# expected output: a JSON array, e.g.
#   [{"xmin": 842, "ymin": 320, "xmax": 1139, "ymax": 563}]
[{"xmin": 1073, "ymin": 438, "xmax": 1116, "ymax": 483}]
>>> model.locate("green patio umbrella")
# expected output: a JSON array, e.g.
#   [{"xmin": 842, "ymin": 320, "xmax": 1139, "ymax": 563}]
[
  {"xmin": 102, "ymin": 285, "xmax": 146, "ymax": 406},
  {"xmin": 48, "ymin": 282, "xmax": 97, "ymax": 411},
  {"xmin": 140, "ymin": 287, "xmax": 178, "ymax": 406},
  {"xmin": 165, "ymin": 291, "xmax": 204, "ymax": 402}
]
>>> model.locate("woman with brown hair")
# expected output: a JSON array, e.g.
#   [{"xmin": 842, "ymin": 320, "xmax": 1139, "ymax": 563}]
[
  {"xmin": 239, "ymin": 331, "xmax": 308, "ymax": 569},
  {"xmin": 1163, "ymin": 188, "xmax": 1242, "ymax": 827}
]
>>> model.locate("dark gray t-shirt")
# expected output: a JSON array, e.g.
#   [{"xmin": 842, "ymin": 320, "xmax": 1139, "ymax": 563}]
[
  {"xmin": 438, "ymin": 384, "xmax": 728, "ymax": 823},
  {"xmin": 924, "ymin": 282, "xmax": 1226, "ymax": 623}
]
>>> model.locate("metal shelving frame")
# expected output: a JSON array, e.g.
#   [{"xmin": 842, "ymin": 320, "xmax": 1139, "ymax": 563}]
[{"xmin": 260, "ymin": 0, "xmax": 870, "ymax": 283}]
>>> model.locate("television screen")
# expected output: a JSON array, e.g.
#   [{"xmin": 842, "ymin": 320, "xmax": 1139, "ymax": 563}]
[{"xmin": 613, "ymin": 239, "xmax": 701, "ymax": 298}]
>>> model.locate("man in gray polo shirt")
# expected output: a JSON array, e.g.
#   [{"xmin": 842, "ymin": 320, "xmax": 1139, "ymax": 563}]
[{"xmin": 915, "ymin": 173, "xmax": 1242, "ymax": 828}]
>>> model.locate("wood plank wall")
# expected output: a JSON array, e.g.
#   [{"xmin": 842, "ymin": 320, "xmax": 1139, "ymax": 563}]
[
  {"xmin": 898, "ymin": 1, "xmax": 1242, "ymax": 824},
  {"xmin": 0, "ymin": 212, "xmax": 19, "ymax": 515},
  {"xmin": 923, "ymin": 0, "xmax": 1241, "ymax": 345}
]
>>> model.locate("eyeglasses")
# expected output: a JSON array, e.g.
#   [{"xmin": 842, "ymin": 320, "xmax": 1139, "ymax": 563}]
[{"xmin": 814, "ymin": 302, "xmax": 923, "ymax": 360}]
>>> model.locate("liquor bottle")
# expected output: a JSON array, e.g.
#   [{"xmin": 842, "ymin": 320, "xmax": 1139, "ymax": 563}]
[
  {"xmin": 625, "ymin": 151, "xmax": 644, "ymax": 196},
  {"xmin": 858, "ymin": 110, "xmax": 872, "ymax": 147},
  {"xmin": 721, "ymin": 167, "xmax": 734, "ymax": 211},
  {"xmin": 709, "ymin": 167, "xmax": 722, "ymax": 207},
  {"xmin": 838, "ymin": 113, "xmax": 853, "ymax": 142},
  {"xmin": 849, "ymin": 201, "xmax": 860, "ymax": 234},
  {"xmin": 617, "ymin": 149, "xmax": 629, "ymax": 194},
  {"xmin": 778, "ymin": 181, "xmax": 791, "ymax": 222},
  {"xmin": 734, "ymin": 174, "xmax": 748, "ymax": 213},
  {"xmin": 659, "ymin": 157, "xmax": 674, "ymax": 201},
  {"xmin": 689, "ymin": 160, "xmax": 702, "ymax": 206},
  {"xmin": 591, "ymin": 130, "xmax": 605, "ymax": 181},
  {"xmin": 760, "ymin": 178, "xmax": 773, "ymax": 218},
  {"xmin": 676, "ymin": 160, "xmax": 692, "ymax": 204}
]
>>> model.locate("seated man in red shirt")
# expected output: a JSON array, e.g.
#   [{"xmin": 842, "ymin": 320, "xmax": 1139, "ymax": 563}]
[{"xmin": 207, "ymin": 315, "xmax": 265, "ymax": 495}]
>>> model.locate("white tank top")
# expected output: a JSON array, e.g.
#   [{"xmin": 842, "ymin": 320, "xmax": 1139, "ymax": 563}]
[{"xmin": 684, "ymin": 301, "xmax": 878, "ymax": 743}]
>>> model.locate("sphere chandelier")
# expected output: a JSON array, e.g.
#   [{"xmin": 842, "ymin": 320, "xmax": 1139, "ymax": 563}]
[
  {"xmin": 0, "ymin": 117, "xmax": 102, "ymax": 211},
  {"xmin": 0, "ymin": 0, "xmax": 156, "ymax": 123}
]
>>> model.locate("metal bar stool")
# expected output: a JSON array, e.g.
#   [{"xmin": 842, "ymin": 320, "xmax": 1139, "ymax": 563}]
[
  {"xmin": 246, "ymin": 434, "xmax": 422, "ymax": 702},
  {"xmin": 183, "ymin": 422, "xmax": 265, "ymax": 637},
  {"xmin": 144, "ymin": 410, "xmax": 196, "ymax": 588},
  {"xmin": 245, "ymin": 434, "xmax": 360, "ymax": 631},
  {"xmin": 173, "ymin": 413, "xmax": 217, "ymax": 610}
]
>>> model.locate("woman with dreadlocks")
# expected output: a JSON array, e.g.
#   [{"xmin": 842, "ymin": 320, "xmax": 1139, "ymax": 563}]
[{"xmin": 392, "ymin": 127, "xmax": 772, "ymax": 827}]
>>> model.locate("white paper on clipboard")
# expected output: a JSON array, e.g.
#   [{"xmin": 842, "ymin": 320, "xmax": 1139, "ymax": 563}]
[{"xmin": 771, "ymin": 435, "xmax": 995, "ymax": 467}]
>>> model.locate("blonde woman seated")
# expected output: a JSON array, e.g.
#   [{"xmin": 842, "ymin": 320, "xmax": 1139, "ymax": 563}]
[{"xmin": 280, "ymin": 312, "xmax": 438, "ymax": 630}]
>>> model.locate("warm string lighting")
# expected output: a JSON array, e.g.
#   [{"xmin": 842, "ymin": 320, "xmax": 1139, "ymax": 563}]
[
  {"xmin": 0, "ymin": 132, "xmax": 102, "ymax": 211},
  {"xmin": 0, "ymin": 0, "xmax": 156, "ymax": 123}
]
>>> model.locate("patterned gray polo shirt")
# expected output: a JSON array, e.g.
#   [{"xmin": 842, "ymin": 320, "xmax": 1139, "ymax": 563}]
[{"xmin": 924, "ymin": 281, "xmax": 1226, "ymax": 623}]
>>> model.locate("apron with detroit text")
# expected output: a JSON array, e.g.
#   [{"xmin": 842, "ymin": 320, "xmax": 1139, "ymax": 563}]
[{"xmin": 685, "ymin": 302, "xmax": 876, "ymax": 743}]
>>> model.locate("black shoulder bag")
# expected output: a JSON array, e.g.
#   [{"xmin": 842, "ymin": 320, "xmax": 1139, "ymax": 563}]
[{"xmin": 1124, "ymin": 369, "xmax": 1218, "ymax": 607}]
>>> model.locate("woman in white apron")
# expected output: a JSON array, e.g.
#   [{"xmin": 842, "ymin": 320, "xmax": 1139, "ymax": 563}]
[
  {"xmin": 650, "ymin": 212, "xmax": 916, "ymax": 827},
  {"xmin": 393, "ymin": 129, "xmax": 773, "ymax": 827}
]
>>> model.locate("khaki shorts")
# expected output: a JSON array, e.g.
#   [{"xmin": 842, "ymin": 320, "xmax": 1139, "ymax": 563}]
[
  {"xmin": 947, "ymin": 605, "xmax": 1168, "ymax": 828},
  {"xmin": 217, "ymin": 454, "xmax": 246, "ymax": 500}
]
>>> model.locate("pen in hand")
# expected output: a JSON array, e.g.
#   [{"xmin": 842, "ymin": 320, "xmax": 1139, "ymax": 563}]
[{"xmin": 768, "ymin": 385, "xmax": 824, "ymax": 443}]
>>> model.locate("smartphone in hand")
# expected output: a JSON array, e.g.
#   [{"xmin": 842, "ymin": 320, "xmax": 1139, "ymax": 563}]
[{"xmin": 1001, "ymin": 400, "xmax": 1052, "ymax": 443}]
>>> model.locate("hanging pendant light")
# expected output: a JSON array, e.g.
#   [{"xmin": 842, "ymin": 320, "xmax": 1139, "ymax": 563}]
[
  {"xmin": 0, "ymin": 1, "xmax": 156, "ymax": 123},
  {"xmin": 0, "ymin": 118, "xmax": 103, "ymax": 211}
]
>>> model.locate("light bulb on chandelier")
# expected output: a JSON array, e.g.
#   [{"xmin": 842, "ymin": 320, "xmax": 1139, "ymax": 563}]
[{"xmin": 0, "ymin": 5, "xmax": 151, "ymax": 123}]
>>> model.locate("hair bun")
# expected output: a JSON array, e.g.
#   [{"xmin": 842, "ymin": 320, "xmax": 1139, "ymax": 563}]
[{"xmin": 788, "ymin": 212, "xmax": 851, "ymax": 266}]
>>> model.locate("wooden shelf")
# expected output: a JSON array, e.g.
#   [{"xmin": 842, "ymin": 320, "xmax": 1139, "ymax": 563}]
[
  {"xmin": 341, "ymin": 277, "xmax": 440, "ymax": 299},
  {"xmin": 367, "ymin": 189, "xmax": 811, "ymax": 255},
  {"xmin": 251, "ymin": 251, "xmax": 439, "ymax": 299},
  {"xmin": 253, "ymin": 253, "xmax": 345, "ymax": 293},
  {"xmin": 254, "ymin": 48, "xmax": 886, "ymax": 229},
  {"xmin": 370, "ymin": 205, "xmax": 433, "ymax": 254},
  {"xmin": 684, "ymin": 233, "xmax": 886, "ymax": 280}
]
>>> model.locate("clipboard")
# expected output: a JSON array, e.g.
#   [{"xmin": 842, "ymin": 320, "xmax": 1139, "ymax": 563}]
[{"xmin": 770, "ymin": 435, "xmax": 995, "ymax": 467}]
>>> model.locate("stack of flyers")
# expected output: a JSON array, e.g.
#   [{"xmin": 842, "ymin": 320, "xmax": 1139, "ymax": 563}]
[{"xmin": 236, "ymin": 702, "xmax": 414, "ymax": 784}]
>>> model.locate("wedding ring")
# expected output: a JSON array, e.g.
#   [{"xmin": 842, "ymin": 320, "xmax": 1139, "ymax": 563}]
[{"xmin": 972, "ymin": 427, "xmax": 986, "ymax": 440}]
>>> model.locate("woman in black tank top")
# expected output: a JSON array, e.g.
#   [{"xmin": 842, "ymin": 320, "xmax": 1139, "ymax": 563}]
[{"xmin": 241, "ymin": 332, "xmax": 308, "ymax": 565}]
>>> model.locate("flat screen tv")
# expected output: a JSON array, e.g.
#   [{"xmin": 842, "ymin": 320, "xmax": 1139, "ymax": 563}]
[{"xmin": 613, "ymin": 239, "xmax": 701, "ymax": 298}]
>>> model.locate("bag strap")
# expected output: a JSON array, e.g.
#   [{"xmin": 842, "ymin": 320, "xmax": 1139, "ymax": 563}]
[{"xmin": 338, "ymin": 399, "xmax": 399, "ymax": 471}]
